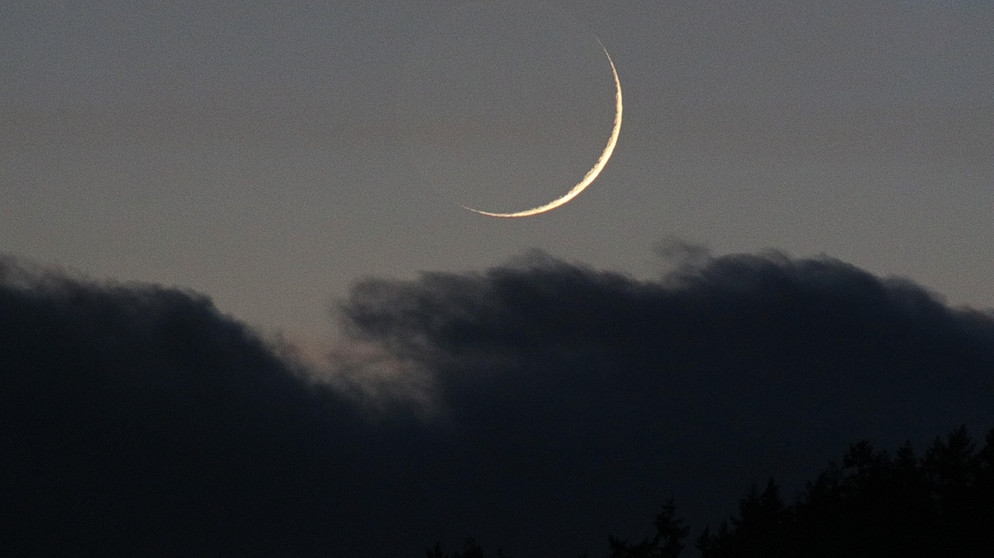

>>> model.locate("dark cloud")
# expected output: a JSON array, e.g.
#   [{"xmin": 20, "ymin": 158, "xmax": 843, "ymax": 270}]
[
  {"xmin": 337, "ymin": 246, "xmax": 994, "ymax": 553},
  {"xmin": 0, "ymin": 257, "xmax": 372, "ymax": 555},
  {"xmin": 3, "ymin": 249, "xmax": 993, "ymax": 556}
]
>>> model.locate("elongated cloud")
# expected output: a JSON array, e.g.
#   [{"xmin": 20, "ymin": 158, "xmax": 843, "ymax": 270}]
[{"xmin": 3, "ymin": 249, "xmax": 994, "ymax": 557}]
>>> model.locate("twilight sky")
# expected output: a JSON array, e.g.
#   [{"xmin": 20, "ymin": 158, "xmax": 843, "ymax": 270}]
[
  {"xmin": 2, "ymin": 1, "xmax": 994, "ymax": 556},
  {"xmin": 4, "ymin": 1, "xmax": 992, "ymax": 344}
]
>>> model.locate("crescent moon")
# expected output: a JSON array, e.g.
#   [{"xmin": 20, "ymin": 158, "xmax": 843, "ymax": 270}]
[{"xmin": 462, "ymin": 39, "xmax": 622, "ymax": 218}]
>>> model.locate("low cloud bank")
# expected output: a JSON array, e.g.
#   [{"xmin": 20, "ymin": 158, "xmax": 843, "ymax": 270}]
[{"xmin": 3, "ymin": 248, "xmax": 993, "ymax": 556}]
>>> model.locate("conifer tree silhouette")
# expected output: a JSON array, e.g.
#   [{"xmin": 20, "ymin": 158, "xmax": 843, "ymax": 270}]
[{"xmin": 608, "ymin": 498, "xmax": 688, "ymax": 558}]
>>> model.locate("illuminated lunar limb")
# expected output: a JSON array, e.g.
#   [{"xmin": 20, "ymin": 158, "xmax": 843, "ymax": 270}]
[{"xmin": 462, "ymin": 40, "xmax": 622, "ymax": 218}]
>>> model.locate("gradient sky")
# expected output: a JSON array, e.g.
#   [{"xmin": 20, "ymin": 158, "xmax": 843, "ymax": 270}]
[{"xmin": 3, "ymin": 1, "xmax": 992, "ymax": 347}]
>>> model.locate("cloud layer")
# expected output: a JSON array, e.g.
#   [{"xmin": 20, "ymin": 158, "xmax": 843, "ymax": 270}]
[
  {"xmin": 3, "ymin": 248, "xmax": 993, "ymax": 556},
  {"xmin": 0, "ymin": 257, "xmax": 371, "ymax": 555}
]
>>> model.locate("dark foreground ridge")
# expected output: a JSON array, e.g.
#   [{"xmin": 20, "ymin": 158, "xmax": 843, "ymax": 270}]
[{"xmin": 2, "ymin": 248, "xmax": 993, "ymax": 556}]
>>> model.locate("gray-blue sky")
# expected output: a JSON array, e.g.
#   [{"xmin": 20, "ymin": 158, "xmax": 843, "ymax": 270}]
[{"xmin": 3, "ymin": 0, "xmax": 992, "ymax": 346}]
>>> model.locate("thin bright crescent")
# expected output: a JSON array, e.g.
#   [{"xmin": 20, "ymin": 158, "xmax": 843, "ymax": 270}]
[{"xmin": 462, "ymin": 39, "xmax": 622, "ymax": 218}]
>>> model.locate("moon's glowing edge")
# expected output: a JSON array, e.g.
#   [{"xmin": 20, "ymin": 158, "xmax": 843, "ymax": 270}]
[{"xmin": 461, "ymin": 39, "xmax": 622, "ymax": 218}]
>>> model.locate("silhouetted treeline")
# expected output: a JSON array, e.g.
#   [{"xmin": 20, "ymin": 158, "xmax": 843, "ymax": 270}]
[
  {"xmin": 608, "ymin": 499, "xmax": 688, "ymax": 558},
  {"xmin": 431, "ymin": 425, "xmax": 994, "ymax": 557},
  {"xmin": 427, "ymin": 538, "xmax": 511, "ymax": 558},
  {"xmin": 698, "ymin": 425, "xmax": 994, "ymax": 557}
]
